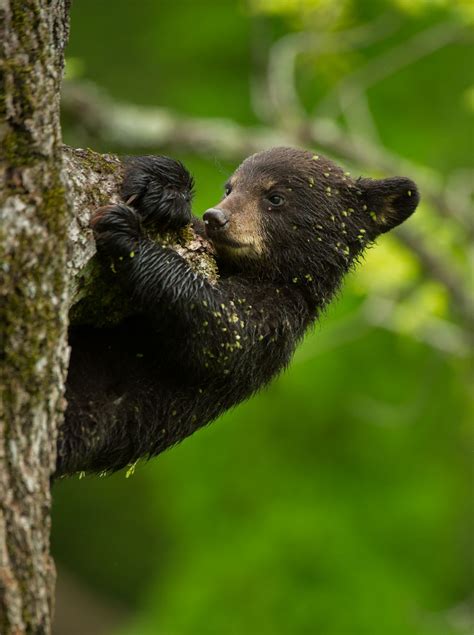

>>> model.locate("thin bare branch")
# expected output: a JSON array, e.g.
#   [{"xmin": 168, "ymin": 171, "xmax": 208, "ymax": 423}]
[
  {"xmin": 264, "ymin": 14, "xmax": 400, "ymax": 127},
  {"xmin": 317, "ymin": 21, "xmax": 467, "ymax": 116},
  {"xmin": 396, "ymin": 226, "xmax": 473, "ymax": 325}
]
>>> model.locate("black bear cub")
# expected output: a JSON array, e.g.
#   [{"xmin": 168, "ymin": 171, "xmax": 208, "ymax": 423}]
[{"xmin": 59, "ymin": 147, "xmax": 419, "ymax": 476}]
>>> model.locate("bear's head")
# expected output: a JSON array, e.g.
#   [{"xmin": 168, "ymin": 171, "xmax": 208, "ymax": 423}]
[{"xmin": 203, "ymin": 147, "xmax": 419, "ymax": 295}]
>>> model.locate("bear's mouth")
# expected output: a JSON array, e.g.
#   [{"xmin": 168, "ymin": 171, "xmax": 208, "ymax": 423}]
[
  {"xmin": 208, "ymin": 233, "xmax": 245, "ymax": 249},
  {"xmin": 208, "ymin": 233, "xmax": 260, "ymax": 259}
]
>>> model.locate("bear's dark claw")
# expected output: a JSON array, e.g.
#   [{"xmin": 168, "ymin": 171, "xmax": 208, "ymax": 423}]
[{"xmin": 91, "ymin": 203, "xmax": 142, "ymax": 259}]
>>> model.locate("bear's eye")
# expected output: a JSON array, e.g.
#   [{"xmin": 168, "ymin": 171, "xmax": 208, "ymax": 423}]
[
  {"xmin": 224, "ymin": 185, "xmax": 232, "ymax": 197},
  {"xmin": 267, "ymin": 194, "xmax": 285, "ymax": 207}
]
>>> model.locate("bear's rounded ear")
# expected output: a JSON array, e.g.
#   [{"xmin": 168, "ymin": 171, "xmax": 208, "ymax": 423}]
[{"xmin": 359, "ymin": 176, "xmax": 419, "ymax": 234}]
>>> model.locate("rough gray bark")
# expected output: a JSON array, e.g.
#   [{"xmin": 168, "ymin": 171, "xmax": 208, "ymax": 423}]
[{"xmin": 0, "ymin": 1, "xmax": 71, "ymax": 633}]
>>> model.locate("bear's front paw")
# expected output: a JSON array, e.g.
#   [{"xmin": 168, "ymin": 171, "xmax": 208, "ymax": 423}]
[
  {"xmin": 91, "ymin": 203, "xmax": 142, "ymax": 259},
  {"xmin": 121, "ymin": 155, "xmax": 194, "ymax": 230}
]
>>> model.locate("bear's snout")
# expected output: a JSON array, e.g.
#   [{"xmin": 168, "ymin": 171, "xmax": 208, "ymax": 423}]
[{"xmin": 203, "ymin": 208, "xmax": 229, "ymax": 231}]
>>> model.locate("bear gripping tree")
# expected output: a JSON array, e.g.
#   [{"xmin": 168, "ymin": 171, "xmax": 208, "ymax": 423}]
[{"xmin": 60, "ymin": 149, "xmax": 419, "ymax": 476}]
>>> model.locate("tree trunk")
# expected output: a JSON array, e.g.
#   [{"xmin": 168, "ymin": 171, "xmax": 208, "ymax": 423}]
[{"xmin": 0, "ymin": 1, "xmax": 71, "ymax": 632}]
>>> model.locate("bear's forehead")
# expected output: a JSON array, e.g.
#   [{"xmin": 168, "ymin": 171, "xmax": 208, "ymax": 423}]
[{"xmin": 234, "ymin": 147, "xmax": 344, "ymax": 188}]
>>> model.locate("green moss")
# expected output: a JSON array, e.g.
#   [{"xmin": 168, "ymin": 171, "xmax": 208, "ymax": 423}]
[
  {"xmin": 11, "ymin": 2, "xmax": 41, "ymax": 54},
  {"xmin": 0, "ymin": 59, "xmax": 38, "ymax": 167},
  {"xmin": 40, "ymin": 177, "xmax": 68, "ymax": 236},
  {"xmin": 0, "ymin": 70, "xmax": 6, "ymax": 119},
  {"xmin": 2, "ymin": 128, "xmax": 36, "ymax": 167},
  {"xmin": 1, "ymin": 197, "xmax": 68, "ymax": 407},
  {"xmin": 69, "ymin": 258, "xmax": 136, "ymax": 327},
  {"xmin": 81, "ymin": 148, "xmax": 120, "ymax": 175}
]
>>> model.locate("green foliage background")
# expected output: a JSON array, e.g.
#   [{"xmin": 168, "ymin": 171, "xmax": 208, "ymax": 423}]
[{"xmin": 52, "ymin": 1, "xmax": 472, "ymax": 634}]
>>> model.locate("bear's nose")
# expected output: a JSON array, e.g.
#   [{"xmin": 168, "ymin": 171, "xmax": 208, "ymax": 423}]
[{"xmin": 203, "ymin": 208, "xmax": 228, "ymax": 230}]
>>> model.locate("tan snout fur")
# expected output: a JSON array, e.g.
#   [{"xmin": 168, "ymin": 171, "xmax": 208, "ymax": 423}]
[{"xmin": 216, "ymin": 194, "xmax": 265, "ymax": 258}]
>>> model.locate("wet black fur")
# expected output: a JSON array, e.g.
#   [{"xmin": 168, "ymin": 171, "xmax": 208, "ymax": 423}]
[
  {"xmin": 58, "ymin": 148, "xmax": 419, "ymax": 476},
  {"xmin": 122, "ymin": 155, "xmax": 194, "ymax": 229}
]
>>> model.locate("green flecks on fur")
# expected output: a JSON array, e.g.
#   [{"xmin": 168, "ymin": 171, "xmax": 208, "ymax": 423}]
[
  {"xmin": 407, "ymin": 190, "xmax": 412, "ymax": 197},
  {"xmin": 308, "ymin": 177, "xmax": 314, "ymax": 187},
  {"xmin": 370, "ymin": 211, "xmax": 377, "ymax": 221},
  {"xmin": 312, "ymin": 155, "xmax": 319, "ymax": 160},
  {"xmin": 125, "ymin": 460, "xmax": 139, "ymax": 478}
]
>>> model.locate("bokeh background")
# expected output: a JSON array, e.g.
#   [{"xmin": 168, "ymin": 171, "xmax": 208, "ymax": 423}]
[{"xmin": 52, "ymin": 1, "xmax": 473, "ymax": 634}]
